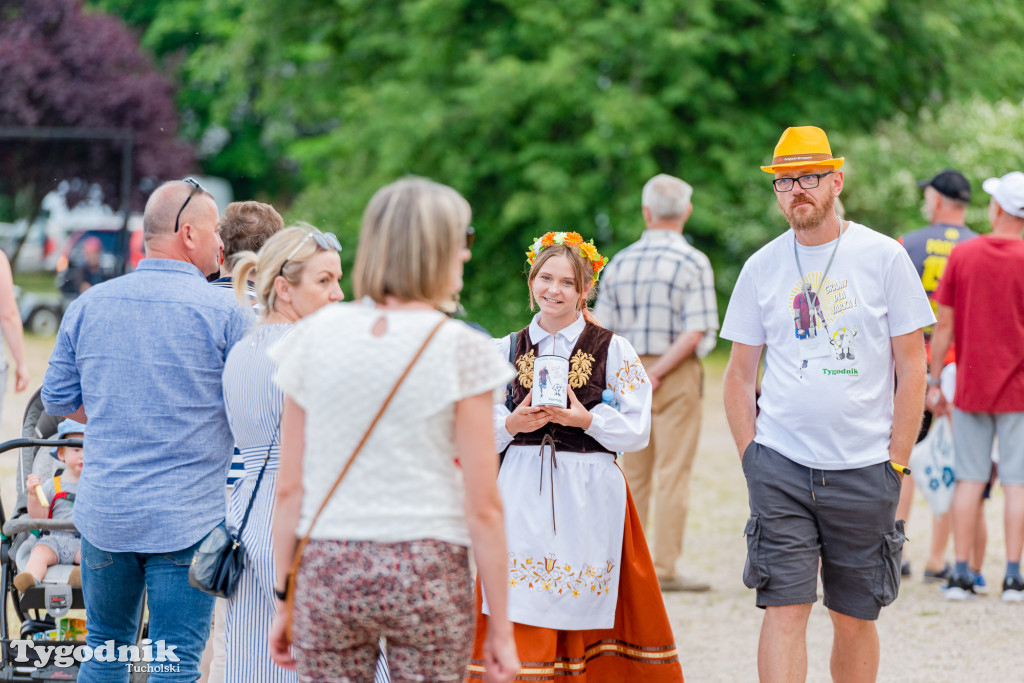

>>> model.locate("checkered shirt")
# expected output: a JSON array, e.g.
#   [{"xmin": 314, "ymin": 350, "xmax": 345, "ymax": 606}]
[{"xmin": 594, "ymin": 229, "xmax": 718, "ymax": 358}]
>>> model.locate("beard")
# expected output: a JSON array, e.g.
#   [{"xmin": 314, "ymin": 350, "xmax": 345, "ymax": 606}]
[{"xmin": 784, "ymin": 192, "xmax": 836, "ymax": 232}]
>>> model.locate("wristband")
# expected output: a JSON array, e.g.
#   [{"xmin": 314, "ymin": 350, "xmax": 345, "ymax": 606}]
[
  {"xmin": 274, "ymin": 587, "xmax": 288, "ymax": 601},
  {"xmin": 926, "ymin": 377, "xmax": 941, "ymax": 387}
]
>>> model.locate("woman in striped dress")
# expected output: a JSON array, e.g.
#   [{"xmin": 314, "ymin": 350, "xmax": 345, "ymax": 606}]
[{"xmin": 222, "ymin": 225, "xmax": 394, "ymax": 682}]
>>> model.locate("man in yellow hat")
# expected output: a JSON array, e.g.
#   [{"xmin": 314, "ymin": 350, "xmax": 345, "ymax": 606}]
[{"xmin": 721, "ymin": 126, "xmax": 935, "ymax": 681}]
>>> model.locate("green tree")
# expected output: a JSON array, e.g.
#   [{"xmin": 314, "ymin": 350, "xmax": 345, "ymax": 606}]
[
  {"xmin": 217, "ymin": 0, "xmax": 983, "ymax": 331},
  {"xmin": 89, "ymin": 0, "xmax": 298, "ymax": 201},
  {"xmin": 92, "ymin": 0, "xmax": 1024, "ymax": 332},
  {"xmin": 0, "ymin": 0, "xmax": 191, "ymax": 265},
  {"xmin": 837, "ymin": 98, "xmax": 1024, "ymax": 238}
]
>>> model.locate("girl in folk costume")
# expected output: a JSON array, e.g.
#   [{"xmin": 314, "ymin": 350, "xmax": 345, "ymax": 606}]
[{"xmin": 468, "ymin": 232, "xmax": 683, "ymax": 682}]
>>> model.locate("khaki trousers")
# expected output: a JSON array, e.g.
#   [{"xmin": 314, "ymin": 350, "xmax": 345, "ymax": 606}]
[{"xmin": 622, "ymin": 354, "xmax": 703, "ymax": 579}]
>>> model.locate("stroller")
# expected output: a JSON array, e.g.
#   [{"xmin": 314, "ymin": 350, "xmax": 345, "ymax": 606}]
[{"xmin": 0, "ymin": 389, "xmax": 148, "ymax": 682}]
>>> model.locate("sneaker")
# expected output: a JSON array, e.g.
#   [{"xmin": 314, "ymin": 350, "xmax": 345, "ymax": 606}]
[
  {"xmin": 946, "ymin": 574, "xmax": 977, "ymax": 601},
  {"xmin": 1002, "ymin": 577, "xmax": 1024, "ymax": 603},
  {"xmin": 901, "ymin": 560, "xmax": 911, "ymax": 577},
  {"xmin": 923, "ymin": 564, "xmax": 952, "ymax": 583},
  {"xmin": 973, "ymin": 573, "xmax": 989, "ymax": 595}
]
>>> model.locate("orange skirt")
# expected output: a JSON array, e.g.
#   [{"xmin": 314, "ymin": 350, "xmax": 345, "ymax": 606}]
[{"xmin": 467, "ymin": 486, "xmax": 683, "ymax": 682}]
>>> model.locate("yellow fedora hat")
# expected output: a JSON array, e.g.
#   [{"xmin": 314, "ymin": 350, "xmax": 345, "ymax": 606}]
[{"xmin": 760, "ymin": 126, "xmax": 845, "ymax": 174}]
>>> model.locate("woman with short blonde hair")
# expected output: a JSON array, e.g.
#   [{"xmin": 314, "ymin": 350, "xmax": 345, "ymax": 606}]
[
  {"xmin": 353, "ymin": 177, "xmax": 470, "ymax": 305},
  {"xmin": 269, "ymin": 178, "xmax": 519, "ymax": 682}
]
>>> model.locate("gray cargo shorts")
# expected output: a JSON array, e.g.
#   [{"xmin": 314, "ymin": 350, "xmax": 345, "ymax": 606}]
[{"xmin": 741, "ymin": 441, "xmax": 905, "ymax": 621}]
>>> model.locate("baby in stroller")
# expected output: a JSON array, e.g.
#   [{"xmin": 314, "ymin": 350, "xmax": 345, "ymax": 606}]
[
  {"xmin": 1, "ymin": 391, "xmax": 96, "ymax": 681},
  {"xmin": 14, "ymin": 418, "xmax": 85, "ymax": 594}
]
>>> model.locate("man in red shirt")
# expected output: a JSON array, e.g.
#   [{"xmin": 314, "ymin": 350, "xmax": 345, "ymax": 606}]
[
  {"xmin": 930, "ymin": 171, "xmax": 1024, "ymax": 602},
  {"xmin": 896, "ymin": 170, "xmax": 982, "ymax": 586}
]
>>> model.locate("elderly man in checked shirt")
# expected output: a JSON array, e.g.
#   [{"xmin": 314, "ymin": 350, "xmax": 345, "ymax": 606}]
[{"xmin": 595, "ymin": 173, "xmax": 718, "ymax": 592}]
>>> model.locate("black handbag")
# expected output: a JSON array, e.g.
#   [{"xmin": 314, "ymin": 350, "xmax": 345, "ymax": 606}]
[{"xmin": 189, "ymin": 444, "xmax": 273, "ymax": 599}]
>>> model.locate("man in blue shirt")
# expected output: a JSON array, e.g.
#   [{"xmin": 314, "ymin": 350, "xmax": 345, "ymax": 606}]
[{"xmin": 42, "ymin": 178, "xmax": 253, "ymax": 682}]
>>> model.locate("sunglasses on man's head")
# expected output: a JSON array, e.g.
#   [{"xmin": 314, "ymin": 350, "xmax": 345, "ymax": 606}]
[
  {"xmin": 278, "ymin": 230, "xmax": 343, "ymax": 277},
  {"xmin": 174, "ymin": 177, "xmax": 206, "ymax": 233}
]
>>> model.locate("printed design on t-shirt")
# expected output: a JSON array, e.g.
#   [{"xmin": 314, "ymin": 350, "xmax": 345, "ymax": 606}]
[
  {"xmin": 515, "ymin": 350, "xmax": 536, "ymax": 388},
  {"xmin": 829, "ymin": 326, "xmax": 859, "ymax": 361},
  {"xmin": 918, "ymin": 230, "xmax": 961, "ymax": 334},
  {"xmin": 608, "ymin": 358, "xmax": 648, "ymax": 396},
  {"xmin": 920, "ymin": 230, "xmax": 960, "ymax": 293},
  {"xmin": 568, "ymin": 350, "xmax": 595, "ymax": 389},
  {"xmin": 507, "ymin": 552, "xmax": 616, "ymax": 598},
  {"xmin": 789, "ymin": 272, "xmax": 858, "ymax": 338}
]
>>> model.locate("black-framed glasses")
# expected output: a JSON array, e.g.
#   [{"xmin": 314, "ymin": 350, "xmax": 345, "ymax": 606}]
[
  {"xmin": 466, "ymin": 225, "xmax": 476, "ymax": 249},
  {"xmin": 174, "ymin": 177, "xmax": 206, "ymax": 232},
  {"xmin": 772, "ymin": 171, "xmax": 835, "ymax": 193},
  {"xmin": 278, "ymin": 230, "xmax": 342, "ymax": 278}
]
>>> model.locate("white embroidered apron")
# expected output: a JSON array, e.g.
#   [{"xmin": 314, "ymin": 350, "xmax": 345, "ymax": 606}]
[{"xmin": 483, "ymin": 446, "xmax": 626, "ymax": 630}]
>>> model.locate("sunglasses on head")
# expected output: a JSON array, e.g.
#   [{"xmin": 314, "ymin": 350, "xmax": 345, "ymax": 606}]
[
  {"xmin": 278, "ymin": 230, "xmax": 343, "ymax": 278},
  {"xmin": 174, "ymin": 177, "xmax": 206, "ymax": 233},
  {"xmin": 465, "ymin": 225, "xmax": 476, "ymax": 249}
]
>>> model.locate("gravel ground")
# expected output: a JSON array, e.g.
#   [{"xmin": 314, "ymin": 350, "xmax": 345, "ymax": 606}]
[
  {"xmin": 668, "ymin": 359, "xmax": 1021, "ymax": 682},
  {"xmin": 2, "ymin": 339, "xmax": 1020, "ymax": 681}
]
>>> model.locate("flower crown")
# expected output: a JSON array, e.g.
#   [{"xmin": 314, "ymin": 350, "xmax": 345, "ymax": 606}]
[{"xmin": 526, "ymin": 231, "xmax": 607, "ymax": 283}]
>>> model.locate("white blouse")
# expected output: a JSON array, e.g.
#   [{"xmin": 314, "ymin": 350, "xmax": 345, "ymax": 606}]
[
  {"xmin": 271, "ymin": 300, "xmax": 514, "ymax": 546},
  {"xmin": 491, "ymin": 313, "xmax": 652, "ymax": 453}
]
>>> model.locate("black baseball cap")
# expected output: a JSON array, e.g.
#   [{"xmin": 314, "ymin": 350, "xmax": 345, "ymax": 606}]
[{"xmin": 918, "ymin": 169, "xmax": 971, "ymax": 202}]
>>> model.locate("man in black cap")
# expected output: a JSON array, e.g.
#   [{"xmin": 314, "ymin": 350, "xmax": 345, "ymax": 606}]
[
  {"xmin": 895, "ymin": 169, "xmax": 985, "ymax": 587},
  {"xmin": 900, "ymin": 169, "xmax": 976, "ymax": 330}
]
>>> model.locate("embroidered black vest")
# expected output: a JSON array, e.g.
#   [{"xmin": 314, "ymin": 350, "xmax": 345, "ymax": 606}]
[{"xmin": 509, "ymin": 323, "xmax": 615, "ymax": 455}]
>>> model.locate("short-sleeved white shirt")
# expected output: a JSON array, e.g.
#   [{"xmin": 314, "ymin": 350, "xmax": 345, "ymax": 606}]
[
  {"xmin": 271, "ymin": 300, "xmax": 514, "ymax": 545},
  {"xmin": 721, "ymin": 222, "xmax": 935, "ymax": 469}
]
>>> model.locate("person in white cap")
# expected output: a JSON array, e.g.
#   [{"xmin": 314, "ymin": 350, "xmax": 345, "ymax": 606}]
[{"xmin": 929, "ymin": 170, "xmax": 1024, "ymax": 602}]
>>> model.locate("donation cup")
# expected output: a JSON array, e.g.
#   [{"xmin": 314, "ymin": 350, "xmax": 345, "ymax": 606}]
[{"xmin": 532, "ymin": 355, "xmax": 569, "ymax": 407}]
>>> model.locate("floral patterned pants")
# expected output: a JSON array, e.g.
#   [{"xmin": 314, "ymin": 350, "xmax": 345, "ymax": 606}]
[{"xmin": 293, "ymin": 538, "xmax": 474, "ymax": 682}]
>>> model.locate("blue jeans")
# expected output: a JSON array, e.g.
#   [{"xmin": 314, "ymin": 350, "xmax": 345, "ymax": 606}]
[{"xmin": 79, "ymin": 536, "xmax": 215, "ymax": 683}]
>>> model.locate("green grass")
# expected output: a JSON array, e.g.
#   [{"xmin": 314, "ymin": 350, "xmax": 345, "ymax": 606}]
[{"xmin": 13, "ymin": 272, "xmax": 58, "ymax": 295}]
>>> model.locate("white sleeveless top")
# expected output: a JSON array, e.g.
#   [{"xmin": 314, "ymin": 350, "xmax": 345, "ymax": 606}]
[{"xmin": 270, "ymin": 300, "xmax": 514, "ymax": 546}]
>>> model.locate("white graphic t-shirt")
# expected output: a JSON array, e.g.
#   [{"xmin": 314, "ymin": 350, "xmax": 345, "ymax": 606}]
[{"xmin": 721, "ymin": 222, "xmax": 935, "ymax": 469}]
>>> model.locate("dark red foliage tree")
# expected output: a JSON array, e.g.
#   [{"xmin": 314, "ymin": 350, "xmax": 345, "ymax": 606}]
[{"xmin": 0, "ymin": 0, "xmax": 193, "ymax": 259}]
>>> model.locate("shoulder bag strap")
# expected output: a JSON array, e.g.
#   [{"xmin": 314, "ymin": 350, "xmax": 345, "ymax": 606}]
[
  {"xmin": 235, "ymin": 439, "xmax": 276, "ymax": 538},
  {"xmin": 284, "ymin": 315, "xmax": 448, "ymax": 594}
]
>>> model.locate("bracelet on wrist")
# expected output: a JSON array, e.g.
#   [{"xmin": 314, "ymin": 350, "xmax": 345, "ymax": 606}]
[
  {"xmin": 274, "ymin": 587, "xmax": 288, "ymax": 601},
  {"xmin": 926, "ymin": 377, "xmax": 941, "ymax": 387}
]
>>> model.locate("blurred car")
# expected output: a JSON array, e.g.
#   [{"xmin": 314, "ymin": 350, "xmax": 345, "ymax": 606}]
[
  {"xmin": 0, "ymin": 219, "xmax": 60, "ymax": 273},
  {"xmin": 13, "ymin": 285, "xmax": 63, "ymax": 336}
]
